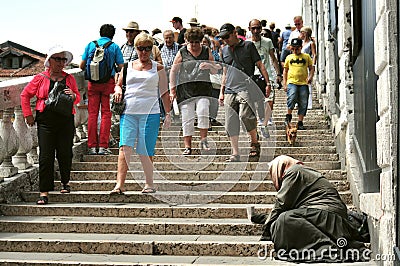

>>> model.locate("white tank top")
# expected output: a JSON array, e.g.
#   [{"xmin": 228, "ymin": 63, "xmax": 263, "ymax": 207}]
[{"xmin": 124, "ymin": 60, "xmax": 160, "ymax": 114}]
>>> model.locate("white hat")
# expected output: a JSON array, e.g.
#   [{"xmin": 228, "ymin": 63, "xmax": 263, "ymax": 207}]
[
  {"xmin": 44, "ymin": 45, "xmax": 73, "ymax": 68},
  {"xmin": 188, "ymin": 18, "xmax": 200, "ymax": 26}
]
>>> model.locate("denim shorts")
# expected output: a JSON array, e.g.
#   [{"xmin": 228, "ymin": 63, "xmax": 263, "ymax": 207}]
[
  {"xmin": 286, "ymin": 83, "xmax": 310, "ymax": 116},
  {"xmin": 119, "ymin": 113, "xmax": 160, "ymax": 156}
]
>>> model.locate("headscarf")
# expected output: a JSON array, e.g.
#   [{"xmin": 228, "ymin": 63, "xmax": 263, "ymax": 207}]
[{"xmin": 268, "ymin": 155, "xmax": 303, "ymax": 190}]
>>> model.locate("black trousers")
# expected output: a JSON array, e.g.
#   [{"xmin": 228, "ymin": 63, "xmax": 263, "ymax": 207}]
[{"xmin": 36, "ymin": 110, "xmax": 75, "ymax": 192}]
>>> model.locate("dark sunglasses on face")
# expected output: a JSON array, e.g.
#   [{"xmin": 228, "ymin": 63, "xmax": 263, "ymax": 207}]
[
  {"xmin": 137, "ymin": 46, "xmax": 152, "ymax": 52},
  {"xmin": 294, "ymin": 23, "xmax": 301, "ymax": 26},
  {"xmin": 251, "ymin": 26, "xmax": 262, "ymax": 31},
  {"xmin": 51, "ymin": 57, "xmax": 67, "ymax": 62}
]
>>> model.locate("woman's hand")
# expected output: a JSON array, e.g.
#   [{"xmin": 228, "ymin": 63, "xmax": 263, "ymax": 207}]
[
  {"xmin": 113, "ymin": 86, "xmax": 123, "ymax": 103},
  {"xmin": 25, "ymin": 115, "xmax": 35, "ymax": 127},
  {"xmin": 198, "ymin": 62, "xmax": 214, "ymax": 70},
  {"xmin": 163, "ymin": 113, "xmax": 171, "ymax": 129},
  {"xmin": 169, "ymin": 87, "xmax": 176, "ymax": 103},
  {"xmin": 64, "ymin": 88, "xmax": 76, "ymax": 100}
]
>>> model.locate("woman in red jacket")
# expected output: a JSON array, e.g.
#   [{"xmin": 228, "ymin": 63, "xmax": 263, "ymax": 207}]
[{"xmin": 20, "ymin": 45, "xmax": 80, "ymax": 205}]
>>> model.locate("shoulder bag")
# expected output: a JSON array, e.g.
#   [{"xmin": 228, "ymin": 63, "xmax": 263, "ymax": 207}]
[
  {"xmin": 41, "ymin": 74, "xmax": 74, "ymax": 116},
  {"xmin": 111, "ymin": 62, "xmax": 128, "ymax": 115}
]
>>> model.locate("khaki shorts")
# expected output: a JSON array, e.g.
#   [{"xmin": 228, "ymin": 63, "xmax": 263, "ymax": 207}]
[{"xmin": 224, "ymin": 91, "xmax": 257, "ymax": 136}]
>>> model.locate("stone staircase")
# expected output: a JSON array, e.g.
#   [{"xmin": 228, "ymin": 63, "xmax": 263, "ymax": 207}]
[{"xmin": 0, "ymin": 89, "xmax": 371, "ymax": 265}]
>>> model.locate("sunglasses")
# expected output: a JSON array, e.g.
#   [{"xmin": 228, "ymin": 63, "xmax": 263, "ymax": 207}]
[
  {"xmin": 126, "ymin": 30, "xmax": 140, "ymax": 33},
  {"xmin": 294, "ymin": 23, "xmax": 302, "ymax": 26},
  {"xmin": 51, "ymin": 57, "xmax": 68, "ymax": 62},
  {"xmin": 136, "ymin": 46, "xmax": 152, "ymax": 52},
  {"xmin": 251, "ymin": 26, "xmax": 262, "ymax": 31}
]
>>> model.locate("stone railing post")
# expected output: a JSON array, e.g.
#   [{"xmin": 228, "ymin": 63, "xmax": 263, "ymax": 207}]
[
  {"xmin": 0, "ymin": 112, "xmax": 5, "ymax": 165},
  {"xmin": 28, "ymin": 126, "xmax": 39, "ymax": 164},
  {"xmin": 73, "ymin": 72, "xmax": 88, "ymax": 142},
  {"xmin": 0, "ymin": 108, "xmax": 19, "ymax": 179},
  {"xmin": 74, "ymin": 104, "xmax": 88, "ymax": 142},
  {"xmin": 12, "ymin": 106, "xmax": 33, "ymax": 169}
]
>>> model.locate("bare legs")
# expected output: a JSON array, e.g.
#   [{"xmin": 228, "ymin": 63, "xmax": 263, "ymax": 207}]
[{"xmin": 113, "ymin": 146, "xmax": 155, "ymax": 192}]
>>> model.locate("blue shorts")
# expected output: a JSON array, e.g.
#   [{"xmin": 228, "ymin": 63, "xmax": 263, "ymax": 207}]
[
  {"xmin": 286, "ymin": 84, "xmax": 310, "ymax": 116},
  {"xmin": 119, "ymin": 113, "xmax": 160, "ymax": 156}
]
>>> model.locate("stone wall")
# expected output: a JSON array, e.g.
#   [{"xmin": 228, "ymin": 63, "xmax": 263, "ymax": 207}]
[{"xmin": 306, "ymin": 0, "xmax": 399, "ymax": 264}]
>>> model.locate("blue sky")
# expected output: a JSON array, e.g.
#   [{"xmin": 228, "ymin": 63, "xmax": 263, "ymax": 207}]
[{"xmin": 2, "ymin": 0, "xmax": 302, "ymax": 63}]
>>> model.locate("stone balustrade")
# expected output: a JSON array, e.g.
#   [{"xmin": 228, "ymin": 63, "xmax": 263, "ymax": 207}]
[{"xmin": 0, "ymin": 68, "xmax": 89, "ymax": 182}]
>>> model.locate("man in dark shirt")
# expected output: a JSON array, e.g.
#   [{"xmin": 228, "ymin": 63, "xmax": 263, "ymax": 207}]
[
  {"xmin": 218, "ymin": 23, "xmax": 270, "ymax": 162},
  {"xmin": 170, "ymin": 16, "xmax": 186, "ymax": 45}
]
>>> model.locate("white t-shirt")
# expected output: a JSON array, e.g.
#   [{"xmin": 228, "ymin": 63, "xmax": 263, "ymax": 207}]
[{"xmin": 251, "ymin": 37, "xmax": 274, "ymax": 78}]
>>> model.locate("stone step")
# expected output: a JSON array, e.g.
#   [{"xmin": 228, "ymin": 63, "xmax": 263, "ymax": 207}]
[
  {"xmin": 0, "ymin": 203, "xmax": 356, "ymax": 219},
  {"xmin": 53, "ymin": 179, "xmax": 349, "ymax": 192},
  {"xmin": 70, "ymin": 161, "xmax": 341, "ymax": 172},
  {"xmin": 82, "ymin": 153, "xmax": 339, "ymax": 163},
  {"xmin": 0, "ymin": 216, "xmax": 262, "ymax": 236},
  {"xmin": 67, "ymin": 169, "xmax": 346, "ymax": 182},
  {"xmin": 154, "ymin": 146, "xmax": 337, "ymax": 156},
  {"xmin": 0, "ymin": 203, "xmax": 274, "ymax": 218},
  {"xmin": 0, "ymin": 233, "xmax": 268, "ymax": 257},
  {"xmin": 66, "ymin": 168, "xmax": 346, "ymax": 181},
  {"xmin": 21, "ymin": 191, "xmax": 353, "ymax": 205},
  {"xmin": 159, "ymin": 128, "xmax": 333, "ymax": 136},
  {"xmin": 0, "ymin": 252, "xmax": 315, "ymax": 265},
  {"xmin": 153, "ymin": 133, "xmax": 335, "ymax": 142},
  {"xmin": 166, "ymin": 122, "xmax": 329, "ymax": 130},
  {"xmin": 152, "ymin": 139, "xmax": 335, "ymax": 148}
]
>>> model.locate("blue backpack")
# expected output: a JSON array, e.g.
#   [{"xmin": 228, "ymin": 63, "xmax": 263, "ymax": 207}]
[{"xmin": 85, "ymin": 40, "xmax": 113, "ymax": 83}]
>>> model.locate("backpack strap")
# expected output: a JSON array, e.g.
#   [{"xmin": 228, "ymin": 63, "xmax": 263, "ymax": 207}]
[
  {"xmin": 104, "ymin": 41, "xmax": 113, "ymax": 49},
  {"xmin": 121, "ymin": 62, "xmax": 128, "ymax": 96},
  {"xmin": 122, "ymin": 62, "xmax": 128, "ymax": 87},
  {"xmin": 93, "ymin": 40, "xmax": 99, "ymax": 47}
]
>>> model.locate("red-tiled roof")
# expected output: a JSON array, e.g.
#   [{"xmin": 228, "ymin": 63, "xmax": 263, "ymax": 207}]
[{"xmin": 0, "ymin": 41, "xmax": 46, "ymax": 78}]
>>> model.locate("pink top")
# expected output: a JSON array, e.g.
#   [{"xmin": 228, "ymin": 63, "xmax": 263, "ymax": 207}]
[{"xmin": 20, "ymin": 70, "xmax": 80, "ymax": 117}]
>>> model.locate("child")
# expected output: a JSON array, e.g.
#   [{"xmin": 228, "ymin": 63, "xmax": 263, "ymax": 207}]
[{"xmin": 282, "ymin": 38, "xmax": 314, "ymax": 130}]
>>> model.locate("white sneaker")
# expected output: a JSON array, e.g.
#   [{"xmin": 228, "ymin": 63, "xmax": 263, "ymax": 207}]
[
  {"xmin": 257, "ymin": 119, "xmax": 264, "ymax": 126},
  {"xmin": 88, "ymin": 147, "xmax": 97, "ymax": 155},
  {"xmin": 261, "ymin": 126, "xmax": 270, "ymax": 138},
  {"xmin": 98, "ymin": 147, "xmax": 112, "ymax": 155},
  {"xmin": 267, "ymin": 118, "xmax": 273, "ymax": 126}
]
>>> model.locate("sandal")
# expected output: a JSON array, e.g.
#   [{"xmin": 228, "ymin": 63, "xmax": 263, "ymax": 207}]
[
  {"xmin": 60, "ymin": 184, "xmax": 71, "ymax": 194},
  {"xmin": 226, "ymin": 154, "xmax": 240, "ymax": 162},
  {"xmin": 110, "ymin": 188, "xmax": 125, "ymax": 195},
  {"xmin": 200, "ymin": 139, "xmax": 211, "ymax": 151},
  {"xmin": 182, "ymin": 147, "xmax": 192, "ymax": 155},
  {"xmin": 142, "ymin": 187, "xmax": 157, "ymax": 193},
  {"xmin": 249, "ymin": 143, "xmax": 261, "ymax": 157},
  {"xmin": 37, "ymin": 195, "xmax": 48, "ymax": 205}
]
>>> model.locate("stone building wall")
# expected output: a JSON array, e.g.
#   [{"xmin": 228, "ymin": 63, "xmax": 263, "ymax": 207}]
[{"xmin": 303, "ymin": 0, "xmax": 399, "ymax": 264}]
